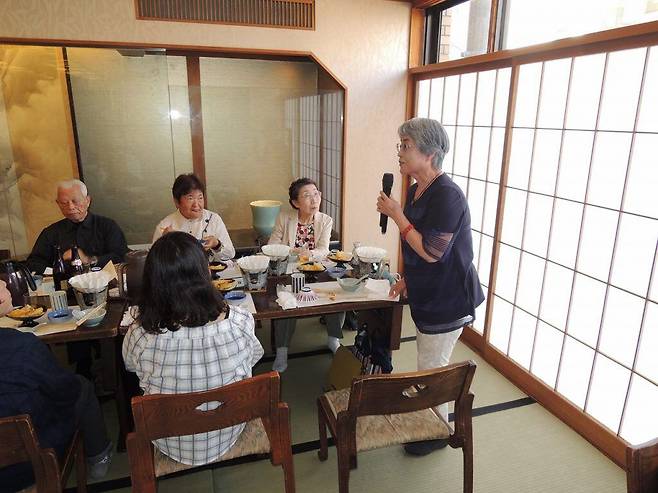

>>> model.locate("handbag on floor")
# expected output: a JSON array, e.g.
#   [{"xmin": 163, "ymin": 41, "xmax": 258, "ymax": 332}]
[{"xmin": 325, "ymin": 326, "xmax": 393, "ymax": 391}]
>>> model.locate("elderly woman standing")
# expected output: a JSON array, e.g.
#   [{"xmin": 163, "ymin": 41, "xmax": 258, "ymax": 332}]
[
  {"xmin": 153, "ymin": 173, "xmax": 235, "ymax": 260},
  {"xmin": 268, "ymin": 177, "xmax": 345, "ymax": 372},
  {"xmin": 377, "ymin": 117, "xmax": 484, "ymax": 456}
]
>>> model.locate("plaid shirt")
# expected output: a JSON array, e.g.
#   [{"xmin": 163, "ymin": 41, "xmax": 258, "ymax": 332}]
[{"xmin": 122, "ymin": 305, "xmax": 264, "ymax": 466}]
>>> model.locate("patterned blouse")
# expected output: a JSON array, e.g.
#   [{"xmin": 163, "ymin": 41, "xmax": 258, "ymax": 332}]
[{"xmin": 294, "ymin": 222, "xmax": 316, "ymax": 250}]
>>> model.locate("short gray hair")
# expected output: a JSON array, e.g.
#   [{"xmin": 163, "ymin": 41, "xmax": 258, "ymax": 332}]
[
  {"xmin": 398, "ymin": 117, "xmax": 450, "ymax": 170},
  {"xmin": 57, "ymin": 179, "xmax": 88, "ymax": 197}
]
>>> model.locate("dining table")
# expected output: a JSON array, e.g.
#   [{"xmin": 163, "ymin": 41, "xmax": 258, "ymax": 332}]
[{"xmin": 6, "ymin": 259, "xmax": 404, "ymax": 452}]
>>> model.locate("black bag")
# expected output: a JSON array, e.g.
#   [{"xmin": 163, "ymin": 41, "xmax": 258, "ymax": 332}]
[{"xmin": 352, "ymin": 325, "xmax": 392, "ymax": 375}]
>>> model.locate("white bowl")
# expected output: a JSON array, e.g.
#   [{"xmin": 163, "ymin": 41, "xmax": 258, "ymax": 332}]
[
  {"xmin": 355, "ymin": 246, "xmax": 387, "ymax": 264},
  {"xmin": 236, "ymin": 255, "xmax": 270, "ymax": 273},
  {"xmin": 261, "ymin": 244, "xmax": 291, "ymax": 259},
  {"xmin": 72, "ymin": 308, "xmax": 107, "ymax": 327}
]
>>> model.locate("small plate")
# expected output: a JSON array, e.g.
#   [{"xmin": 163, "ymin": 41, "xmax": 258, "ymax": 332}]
[
  {"xmin": 48, "ymin": 309, "xmax": 73, "ymax": 324},
  {"xmin": 298, "ymin": 262, "xmax": 326, "ymax": 273},
  {"xmin": 7, "ymin": 305, "xmax": 47, "ymax": 326},
  {"xmin": 224, "ymin": 290, "xmax": 246, "ymax": 305},
  {"xmin": 327, "ymin": 266, "xmax": 347, "ymax": 279},
  {"xmin": 327, "ymin": 251, "xmax": 353, "ymax": 263},
  {"xmin": 209, "ymin": 261, "xmax": 228, "ymax": 272},
  {"xmin": 212, "ymin": 278, "xmax": 238, "ymax": 291}
]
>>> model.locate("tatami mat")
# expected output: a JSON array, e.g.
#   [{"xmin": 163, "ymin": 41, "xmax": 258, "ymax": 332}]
[
  {"xmin": 71, "ymin": 306, "xmax": 625, "ymax": 492},
  {"xmin": 205, "ymin": 403, "xmax": 625, "ymax": 493}
]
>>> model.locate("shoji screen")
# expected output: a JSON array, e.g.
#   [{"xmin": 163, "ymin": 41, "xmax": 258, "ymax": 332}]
[
  {"xmin": 416, "ymin": 68, "xmax": 511, "ymax": 334},
  {"xmin": 416, "ymin": 44, "xmax": 658, "ymax": 445}
]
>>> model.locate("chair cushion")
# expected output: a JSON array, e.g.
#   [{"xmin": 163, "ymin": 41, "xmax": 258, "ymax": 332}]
[
  {"xmin": 324, "ymin": 388, "xmax": 451, "ymax": 452},
  {"xmin": 154, "ymin": 418, "xmax": 270, "ymax": 477}
]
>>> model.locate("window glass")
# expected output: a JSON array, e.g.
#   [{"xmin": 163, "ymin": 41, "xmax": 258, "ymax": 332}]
[
  {"xmin": 431, "ymin": 0, "xmax": 492, "ymax": 63},
  {"xmin": 503, "ymin": 0, "xmax": 658, "ymax": 50}
]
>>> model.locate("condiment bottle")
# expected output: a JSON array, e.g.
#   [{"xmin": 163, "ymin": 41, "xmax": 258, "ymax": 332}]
[
  {"xmin": 69, "ymin": 244, "xmax": 85, "ymax": 277},
  {"xmin": 53, "ymin": 245, "xmax": 67, "ymax": 291}
]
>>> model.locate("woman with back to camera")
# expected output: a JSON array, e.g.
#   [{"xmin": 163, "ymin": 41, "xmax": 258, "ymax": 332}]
[
  {"xmin": 377, "ymin": 117, "xmax": 484, "ymax": 457},
  {"xmin": 123, "ymin": 232, "xmax": 263, "ymax": 466},
  {"xmin": 153, "ymin": 173, "xmax": 235, "ymax": 260},
  {"xmin": 268, "ymin": 177, "xmax": 345, "ymax": 372}
]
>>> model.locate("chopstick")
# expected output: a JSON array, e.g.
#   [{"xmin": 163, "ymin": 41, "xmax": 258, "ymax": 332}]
[{"xmin": 75, "ymin": 302, "xmax": 107, "ymax": 327}]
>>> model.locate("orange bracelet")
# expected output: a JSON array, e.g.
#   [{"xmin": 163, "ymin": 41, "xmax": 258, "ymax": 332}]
[{"xmin": 401, "ymin": 224, "xmax": 414, "ymax": 241}]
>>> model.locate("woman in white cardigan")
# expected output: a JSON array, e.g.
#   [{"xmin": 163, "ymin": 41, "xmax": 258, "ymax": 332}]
[
  {"xmin": 153, "ymin": 174, "xmax": 235, "ymax": 261},
  {"xmin": 268, "ymin": 178, "xmax": 345, "ymax": 372}
]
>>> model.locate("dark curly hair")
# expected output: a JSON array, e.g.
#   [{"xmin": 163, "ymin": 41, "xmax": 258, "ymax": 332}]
[
  {"xmin": 172, "ymin": 173, "xmax": 206, "ymax": 201},
  {"xmin": 137, "ymin": 231, "xmax": 226, "ymax": 334},
  {"xmin": 288, "ymin": 177, "xmax": 318, "ymax": 209}
]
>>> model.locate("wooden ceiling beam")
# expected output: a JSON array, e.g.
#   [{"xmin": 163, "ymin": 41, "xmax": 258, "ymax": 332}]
[{"xmin": 411, "ymin": 0, "xmax": 450, "ymax": 8}]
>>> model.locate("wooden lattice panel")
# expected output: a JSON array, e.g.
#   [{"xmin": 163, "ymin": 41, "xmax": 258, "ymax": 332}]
[{"xmin": 135, "ymin": 0, "xmax": 315, "ymax": 30}]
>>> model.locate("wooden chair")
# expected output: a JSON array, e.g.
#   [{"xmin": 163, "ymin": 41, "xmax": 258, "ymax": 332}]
[
  {"xmin": 317, "ymin": 360, "xmax": 476, "ymax": 493},
  {"xmin": 0, "ymin": 414, "xmax": 87, "ymax": 493},
  {"xmin": 627, "ymin": 436, "xmax": 658, "ymax": 493},
  {"xmin": 127, "ymin": 371, "xmax": 295, "ymax": 493}
]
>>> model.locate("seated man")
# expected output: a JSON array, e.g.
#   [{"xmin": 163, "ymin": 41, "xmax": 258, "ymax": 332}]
[
  {"xmin": 26, "ymin": 179, "xmax": 128, "ymax": 380},
  {"xmin": 0, "ymin": 280, "xmax": 113, "ymax": 492},
  {"xmin": 27, "ymin": 179, "xmax": 128, "ymax": 273}
]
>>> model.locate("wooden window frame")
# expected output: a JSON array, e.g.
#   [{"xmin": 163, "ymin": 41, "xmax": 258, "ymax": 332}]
[{"xmin": 406, "ymin": 17, "xmax": 658, "ymax": 473}]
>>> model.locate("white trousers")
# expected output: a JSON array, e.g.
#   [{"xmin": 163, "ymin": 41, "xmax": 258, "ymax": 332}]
[{"xmin": 416, "ymin": 327, "xmax": 463, "ymax": 422}]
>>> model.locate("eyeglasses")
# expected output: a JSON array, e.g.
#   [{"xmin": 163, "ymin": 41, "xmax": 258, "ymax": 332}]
[
  {"xmin": 300, "ymin": 191, "xmax": 321, "ymax": 201},
  {"xmin": 56, "ymin": 199, "xmax": 87, "ymax": 208},
  {"xmin": 396, "ymin": 142, "xmax": 414, "ymax": 152},
  {"xmin": 181, "ymin": 194, "xmax": 204, "ymax": 203}
]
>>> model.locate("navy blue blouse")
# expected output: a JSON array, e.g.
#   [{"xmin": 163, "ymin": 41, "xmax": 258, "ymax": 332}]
[{"xmin": 402, "ymin": 173, "xmax": 484, "ymax": 331}]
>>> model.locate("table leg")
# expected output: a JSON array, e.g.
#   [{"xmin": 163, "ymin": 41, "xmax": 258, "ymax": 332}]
[
  {"xmin": 356, "ymin": 305, "xmax": 403, "ymax": 351},
  {"xmin": 114, "ymin": 334, "xmax": 141, "ymax": 452},
  {"xmin": 100, "ymin": 339, "xmax": 117, "ymax": 391}
]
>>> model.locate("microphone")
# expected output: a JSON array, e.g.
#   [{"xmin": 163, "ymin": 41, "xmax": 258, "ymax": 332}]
[{"xmin": 380, "ymin": 173, "xmax": 394, "ymax": 234}]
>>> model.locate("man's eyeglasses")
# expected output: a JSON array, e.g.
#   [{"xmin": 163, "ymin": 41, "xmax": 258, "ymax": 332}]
[
  {"xmin": 56, "ymin": 199, "xmax": 87, "ymax": 208},
  {"xmin": 300, "ymin": 191, "xmax": 321, "ymax": 201},
  {"xmin": 396, "ymin": 142, "xmax": 414, "ymax": 152}
]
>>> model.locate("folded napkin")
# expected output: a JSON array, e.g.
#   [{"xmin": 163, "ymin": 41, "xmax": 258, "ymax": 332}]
[
  {"xmin": 69, "ymin": 271, "xmax": 113, "ymax": 293},
  {"xmin": 363, "ymin": 279, "xmax": 400, "ymax": 302},
  {"xmin": 276, "ymin": 291, "xmax": 298, "ymax": 310}
]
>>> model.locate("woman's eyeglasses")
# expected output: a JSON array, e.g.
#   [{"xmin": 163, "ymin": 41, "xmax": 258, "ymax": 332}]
[
  {"xmin": 300, "ymin": 191, "xmax": 321, "ymax": 201},
  {"xmin": 396, "ymin": 142, "xmax": 414, "ymax": 152}
]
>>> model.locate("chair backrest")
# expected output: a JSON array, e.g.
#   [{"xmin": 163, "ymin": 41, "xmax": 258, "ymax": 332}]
[
  {"xmin": 347, "ymin": 360, "xmax": 476, "ymax": 418},
  {"xmin": 0, "ymin": 414, "xmax": 60, "ymax": 491},
  {"xmin": 131, "ymin": 371, "xmax": 281, "ymax": 441}
]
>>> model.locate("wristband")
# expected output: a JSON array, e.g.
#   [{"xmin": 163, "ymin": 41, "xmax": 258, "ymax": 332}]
[{"xmin": 401, "ymin": 224, "xmax": 414, "ymax": 241}]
